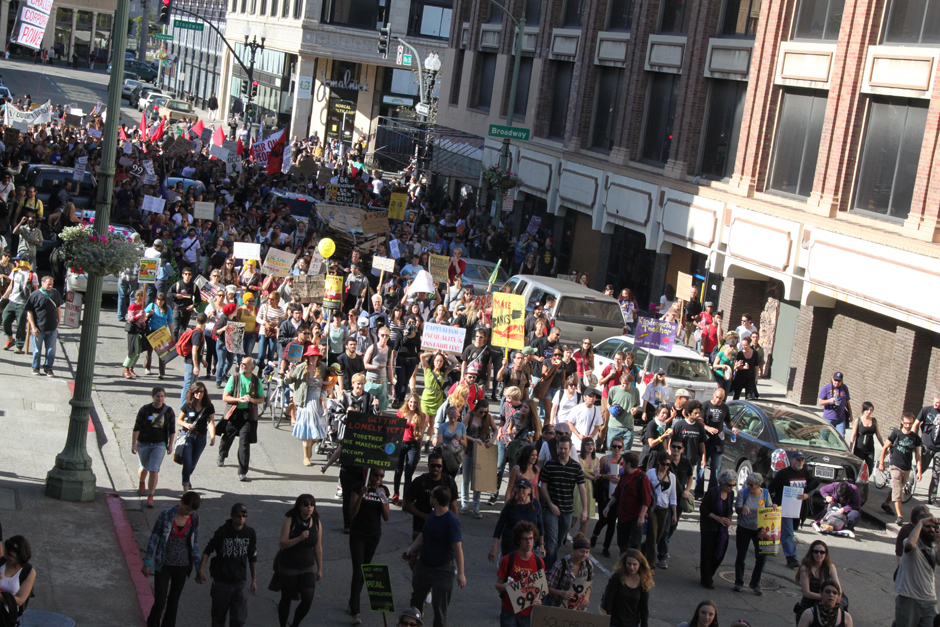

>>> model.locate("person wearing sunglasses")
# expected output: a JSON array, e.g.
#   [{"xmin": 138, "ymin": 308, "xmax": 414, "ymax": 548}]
[
  {"xmin": 699, "ymin": 469, "xmax": 737, "ymax": 589},
  {"xmin": 642, "ymin": 452, "xmax": 676, "ymax": 570},
  {"xmin": 348, "ymin": 468, "xmax": 391, "ymax": 625},
  {"xmin": 196, "ymin": 502, "xmax": 258, "ymax": 627},
  {"xmin": 656, "ymin": 439, "xmax": 693, "ymax": 569},
  {"xmin": 591, "ymin": 436, "xmax": 625, "ymax": 557},
  {"xmin": 794, "ymin": 540, "xmax": 841, "ymax": 623}
]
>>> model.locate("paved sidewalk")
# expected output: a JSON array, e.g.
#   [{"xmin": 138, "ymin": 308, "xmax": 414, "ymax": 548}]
[{"xmin": 0, "ymin": 342, "xmax": 144, "ymax": 626}]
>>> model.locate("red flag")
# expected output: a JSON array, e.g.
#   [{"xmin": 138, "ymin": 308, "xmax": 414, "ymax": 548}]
[
  {"xmin": 119, "ymin": 126, "xmax": 128, "ymax": 142},
  {"xmin": 264, "ymin": 129, "xmax": 287, "ymax": 175},
  {"xmin": 211, "ymin": 125, "xmax": 225, "ymax": 147},
  {"xmin": 189, "ymin": 119, "xmax": 205, "ymax": 139},
  {"xmin": 149, "ymin": 117, "xmax": 165, "ymax": 142},
  {"xmin": 139, "ymin": 112, "xmax": 149, "ymax": 141},
  {"xmin": 236, "ymin": 137, "xmax": 244, "ymax": 156}
]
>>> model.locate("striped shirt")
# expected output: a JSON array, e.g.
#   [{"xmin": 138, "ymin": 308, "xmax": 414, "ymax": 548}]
[
  {"xmin": 541, "ymin": 457, "xmax": 585, "ymax": 514},
  {"xmin": 255, "ymin": 303, "xmax": 286, "ymax": 326}
]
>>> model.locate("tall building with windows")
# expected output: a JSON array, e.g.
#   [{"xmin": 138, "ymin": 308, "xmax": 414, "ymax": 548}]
[
  {"xmin": 220, "ymin": 0, "xmax": 448, "ymax": 144},
  {"xmin": 159, "ymin": 0, "xmax": 228, "ymax": 109},
  {"xmin": 437, "ymin": 0, "xmax": 940, "ymax": 424}
]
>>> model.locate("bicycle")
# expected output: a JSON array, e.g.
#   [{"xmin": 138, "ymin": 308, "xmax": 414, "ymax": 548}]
[
  {"xmin": 261, "ymin": 364, "xmax": 287, "ymax": 428},
  {"xmin": 872, "ymin": 463, "xmax": 916, "ymax": 503}
]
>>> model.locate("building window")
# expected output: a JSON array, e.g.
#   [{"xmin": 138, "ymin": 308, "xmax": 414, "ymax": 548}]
[
  {"xmin": 408, "ymin": 0, "xmax": 453, "ymax": 38},
  {"xmin": 488, "ymin": 0, "xmax": 504, "ymax": 24},
  {"xmin": 660, "ymin": 0, "xmax": 692, "ymax": 33},
  {"xmin": 792, "ymin": 0, "xmax": 844, "ymax": 40},
  {"xmin": 282, "ymin": 0, "xmax": 289, "ymax": 17},
  {"xmin": 641, "ymin": 72, "xmax": 679, "ymax": 163},
  {"xmin": 563, "ymin": 0, "xmax": 583, "ymax": 27},
  {"xmin": 473, "ymin": 52, "xmax": 497, "ymax": 111},
  {"xmin": 240, "ymin": 0, "xmax": 247, "ymax": 12},
  {"xmin": 700, "ymin": 79, "xmax": 747, "ymax": 179},
  {"xmin": 450, "ymin": 49, "xmax": 465, "ymax": 105},
  {"xmin": 231, "ymin": 0, "xmax": 237, "ymax": 11},
  {"xmin": 549, "ymin": 62, "xmax": 574, "ymax": 139},
  {"xmin": 884, "ymin": 0, "xmax": 940, "ymax": 43},
  {"xmin": 721, "ymin": 0, "xmax": 761, "ymax": 37},
  {"xmin": 607, "ymin": 0, "xmax": 634, "ymax": 30},
  {"xmin": 768, "ymin": 89, "xmax": 827, "ymax": 197},
  {"xmin": 591, "ymin": 66, "xmax": 623, "ymax": 150},
  {"xmin": 325, "ymin": 0, "xmax": 380, "ymax": 28},
  {"xmin": 506, "ymin": 56, "xmax": 533, "ymax": 121},
  {"xmin": 524, "ymin": 0, "xmax": 541, "ymax": 24},
  {"xmin": 259, "ymin": 0, "xmax": 267, "ymax": 13},
  {"xmin": 250, "ymin": 0, "xmax": 256, "ymax": 12},
  {"xmin": 853, "ymin": 98, "xmax": 928, "ymax": 221},
  {"xmin": 294, "ymin": 0, "xmax": 303, "ymax": 19}
]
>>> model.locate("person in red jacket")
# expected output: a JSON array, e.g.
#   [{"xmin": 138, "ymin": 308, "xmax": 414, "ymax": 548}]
[{"xmin": 603, "ymin": 451, "xmax": 652, "ymax": 556}]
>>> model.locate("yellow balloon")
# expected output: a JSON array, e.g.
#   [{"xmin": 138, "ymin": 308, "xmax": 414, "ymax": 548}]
[{"xmin": 318, "ymin": 238, "xmax": 336, "ymax": 259}]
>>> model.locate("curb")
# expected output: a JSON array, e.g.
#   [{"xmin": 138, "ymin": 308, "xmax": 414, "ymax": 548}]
[{"xmin": 106, "ymin": 492, "xmax": 153, "ymax": 624}]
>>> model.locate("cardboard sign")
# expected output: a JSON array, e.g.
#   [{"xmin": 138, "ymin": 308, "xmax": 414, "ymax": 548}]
[
  {"xmin": 758, "ymin": 506, "xmax": 781, "ymax": 555},
  {"xmin": 566, "ymin": 578, "xmax": 592, "ymax": 610},
  {"xmin": 225, "ymin": 322, "xmax": 246, "ymax": 355},
  {"xmin": 193, "ymin": 201, "xmax": 215, "ymax": 221},
  {"xmin": 530, "ymin": 606, "xmax": 609, "ymax": 627},
  {"xmin": 141, "ymin": 195, "xmax": 166, "ymax": 214},
  {"xmin": 372, "ymin": 256, "xmax": 395, "ymax": 273},
  {"xmin": 361, "ymin": 211, "xmax": 389, "ymax": 235},
  {"xmin": 138, "ymin": 258, "xmax": 158, "ymax": 284},
  {"xmin": 634, "ymin": 317, "xmax": 678, "ymax": 352},
  {"xmin": 389, "ymin": 239, "xmax": 402, "ymax": 260},
  {"xmin": 421, "ymin": 322, "xmax": 466, "ymax": 354},
  {"xmin": 388, "ymin": 192, "xmax": 407, "ymax": 220},
  {"xmin": 361, "ymin": 564, "xmax": 395, "ymax": 614},
  {"xmin": 293, "ymin": 275, "xmax": 325, "ymax": 303},
  {"xmin": 233, "ymin": 242, "xmax": 261, "ymax": 260},
  {"xmin": 72, "ymin": 156, "xmax": 87, "ymax": 182},
  {"xmin": 64, "ymin": 113, "xmax": 82, "ymax": 128},
  {"xmin": 165, "ymin": 138, "xmax": 193, "ymax": 157},
  {"xmin": 146, "ymin": 326, "xmax": 177, "ymax": 364},
  {"xmin": 338, "ymin": 411, "xmax": 408, "ymax": 470},
  {"xmin": 323, "ymin": 275, "xmax": 343, "ymax": 308},
  {"xmin": 474, "ymin": 292, "xmax": 493, "ymax": 313},
  {"xmin": 507, "ymin": 569, "xmax": 547, "ymax": 614},
  {"xmin": 3, "ymin": 128, "xmax": 20, "ymax": 149},
  {"xmin": 428, "ymin": 255, "xmax": 450, "ymax": 284},
  {"xmin": 334, "ymin": 175, "xmax": 358, "ymax": 204},
  {"xmin": 317, "ymin": 166, "xmax": 333, "ymax": 186},
  {"xmin": 491, "ymin": 293, "xmax": 525, "ymax": 350},
  {"xmin": 782, "ymin": 485, "xmax": 804, "ymax": 519},
  {"xmin": 62, "ymin": 291, "xmax": 82, "ymax": 328},
  {"xmin": 208, "ymin": 143, "xmax": 229, "ymax": 160},
  {"xmin": 262, "ymin": 247, "xmax": 296, "ymax": 277},
  {"xmin": 472, "ymin": 440, "xmax": 498, "ymax": 493},
  {"xmin": 286, "ymin": 342, "xmax": 304, "ymax": 363},
  {"xmin": 676, "ymin": 271, "xmax": 694, "ymax": 302}
]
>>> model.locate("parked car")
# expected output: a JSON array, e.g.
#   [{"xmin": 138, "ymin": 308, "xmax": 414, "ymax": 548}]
[
  {"xmin": 159, "ymin": 99, "xmax": 198, "ymax": 124},
  {"xmin": 0, "ymin": 86, "xmax": 14, "ymax": 102},
  {"xmin": 122, "ymin": 79, "xmax": 142, "ymax": 102},
  {"xmin": 145, "ymin": 96, "xmax": 170, "ymax": 122},
  {"xmin": 592, "ymin": 334, "xmax": 718, "ymax": 404},
  {"xmin": 721, "ymin": 399, "xmax": 869, "ymax": 504},
  {"xmin": 65, "ymin": 224, "xmax": 139, "ymax": 296},
  {"xmin": 262, "ymin": 191, "xmax": 318, "ymax": 222},
  {"xmin": 21, "ymin": 165, "xmax": 98, "ymax": 211},
  {"xmin": 110, "ymin": 59, "xmax": 157, "ymax": 82},
  {"xmin": 137, "ymin": 87, "xmax": 167, "ymax": 111},
  {"xmin": 501, "ymin": 275, "xmax": 627, "ymax": 346},
  {"xmin": 167, "ymin": 177, "xmax": 207, "ymax": 196},
  {"xmin": 459, "ymin": 257, "xmax": 509, "ymax": 294}
]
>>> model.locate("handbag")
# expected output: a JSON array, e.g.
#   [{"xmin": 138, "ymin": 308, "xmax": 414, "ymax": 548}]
[
  {"xmin": 268, "ymin": 550, "xmax": 282, "ymax": 592},
  {"xmin": 680, "ymin": 492, "xmax": 695, "ymax": 514},
  {"xmin": 172, "ymin": 430, "xmax": 190, "ymax": 465},
  {"xmin": 125, "ymin": 319, "xmax": 141, "ymax": 334},
  {"xmin": 532, "ymin": 363, "xmax": 559, "ymax": 401}
]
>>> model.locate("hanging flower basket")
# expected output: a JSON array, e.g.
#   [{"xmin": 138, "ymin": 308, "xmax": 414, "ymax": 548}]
[
  {"xmin": 58, "ymin": 222, "xmax": 143, "ymax": 276},
  {"xmin": 482, "ymin": 165, "xmax": 523, "ymax": 190}
]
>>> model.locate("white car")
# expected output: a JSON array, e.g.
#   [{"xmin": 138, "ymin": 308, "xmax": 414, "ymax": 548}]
[
  {"xmin": 138, "ymin": 88, "xmax": 166, "ymax": 111},
  {"xmin": 65, "ymin": 224, "xmax": 137, "ymax": 296},
  {"xmin": 0, "ymin": 86, "xmax": 13, "ymax": 102},
  {"xmin": 592, "ymin": 334, "xmax": 719, "ymax": 405}
]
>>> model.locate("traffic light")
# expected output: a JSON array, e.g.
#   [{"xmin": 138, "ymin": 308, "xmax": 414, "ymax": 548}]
[
  {"xmin": 158, "ymin": 0, "xmax": 172, "ymax": 25},
  {"xmin": 251, "ymin": 80, "xmax": 259, "ymax": 98},
  {"xmin": 377, "ymin": 26, "xmax": 390, "ymax": 58},
  {"xmin": 241, "ymin": 78, "xmax": 249, "ymax": 95}
]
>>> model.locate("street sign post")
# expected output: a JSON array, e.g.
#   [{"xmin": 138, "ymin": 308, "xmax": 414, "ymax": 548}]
[
  {"xmin": 173, "ymin": 19, "xmax": 204, "ymax": 31},
  {"xmin": 154, "ymin": 33, "xmax": 173, "ymax": 41},
  {"xmin": 403, "ymin": 53, "xmax": 412, "ymax": 66},
  {"xmin": 396, "ymin": 45, "xmax": 403, "ymax": 65},
  {"xmin": 415, "ymin": 102, "xmax": 430, "ymax": 117},
  {"xmin": 488, "ymin": 124, "xmax": 530, "ymax": 141}
]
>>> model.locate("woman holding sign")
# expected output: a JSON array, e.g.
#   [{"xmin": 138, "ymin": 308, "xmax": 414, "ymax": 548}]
[
  {"xmin": 543, "ymin": 533, "xmax": 594, "ymax": 609},
  {"xmin": 347, "ymin": 468, "xmax": 391, "ymax": 625},
  {"xmin": 733, "ymin": 472, "xmax": 773, "ymax": 594},
  {"xmin": 287, "ymin": 345, "xmax": 329, "ymax": 466},
  {"xmin": 144, "ymin": 293, "xmax": 172, "ymax": 379}
]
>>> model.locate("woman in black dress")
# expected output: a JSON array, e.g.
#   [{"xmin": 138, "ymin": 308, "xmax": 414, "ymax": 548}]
[
  {"xmin": 277, "ymin": 494, "xmax": 323, "ymax": 627},
  {"xmin": 731, "ymin": 336, "xmax": 760, "ymax": 400},
  {"xmin": 847, "ymin": 401, "xmax": 883, "ymax": 473},
  {"xmin": 600, "ymin": 548, "xmax": 653, "ymax": 627},
  {"xmin": 347, "ymin": 468, "xmax": 390, "ymax": 624},
  {"xmin": 699, "ymin": 469, "xmax": 737, "ymax": 589}
]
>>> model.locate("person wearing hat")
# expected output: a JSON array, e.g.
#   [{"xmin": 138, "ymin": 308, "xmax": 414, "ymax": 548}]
[
  {"xmin": 2, "ymin": 254, "xmax": 38, "ymax": 353},
  {"xmin": 235, "ymin": 292, "xmax": 258, "ymax": 358},
  {"xmin": 12, "ymin": 211, "xmax": 42, "ymax": 269},
  {"xmin": 769, "ymin": 450, "xmax": 819, "ymax": 569},
  {"xmin": 397, "ymin": 607, "xmax": 423, "ymax": 627},
  {"xmin": 285, "ymin": 344, "xmax": 329, "ymax": 466},
  {"xmin": 196, "ymin": 502, "xmax": 258, "ymax": 627},
  {"xmin": 543, "ymin": 532, "xmax": 594, "ymax": 609},
  {"xmin": 818, "ymin": 372, "xmax": 852, "ymax": 437}
]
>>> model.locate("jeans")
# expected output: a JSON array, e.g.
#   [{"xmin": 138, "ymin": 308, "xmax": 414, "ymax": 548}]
[
  {"xmin": 31, "ymin": 329, "xmax": 57, "ymax": 370},
  {"xmin": 216, "ymin": 344, "xmax": 235, "ymax": 386},
  {"xmin": 348, "ymin": 532, "xmax": 380, "ymax": 615},
  {"xmin": 461, "ymin": 453, "xmax": 481, "ymax": 510},
  {"xmin": 410, "ymin": 559, "xmax": 456, "ymax": 627},
  {"xmin": 781, "ymin": 517, "xmax": 797, "ymax": 559},
  {"xmin": 696, "ymin": 439, "xmax": 723, "ymax": 497},
  {"xmin": 394, "ymin": 356, "xmax": 418, "ymax": 401},
  {"xmin": 210, "ymin": 580, "xmax": 248, "ymax": 627},
  {"xmin": 180, "ymin": 433, "xmax": 207, "ymax": 488},
  {"xmin": 500, "ymin": 607, "xmax": 531, "ymax": 627},
  {"xmin": 895, "ymin": 595, "xmax": 937, "ymax": 627},
  {"xmin": 543, "ymin": 509, "xmax": 572, "ymax": 570},
  {"xmin": 219, "ymin": 417, "xmax": 252, "ymax": 476},
  {"xmin": 147, "ymin": 564, "xmax": 189, "ymax": 627},
  {"xmin": 118, "ymin": 279, "xmax": 138, "ymax": 321},
  {"xmin": 243, "ymin": 334, "xmax": 256, "ymax": 359},
  {"xmin": 2, "ymin": 301, "xmax": 26, "ymax": 348},
  {"xmin": 657, "ymin": 510, "xmax": 679, "ymax": 561},
  {"xmin": 495, "ymin": 439, "xmax": 510, "ymax": 494},
  {"xmin": 734, "ymin": 526, "xmax": 767, "ymax": 588},
  {"xmin": 832, "ymin": 420, "xmax": 846, "ymax": 437},
  {"xmin": 607, "ymin": 427, "xmax": 634, "ymax": 452},
  {"xmin": 181, "ymin": 362, "xmax": 195, "ymax": 408},
  {"xmin": 617, "ymin": 518, "xmax": 643, "ymax": 556},
  {"xmin": 256, "ymin": 334, "xmax": 277, "ymax": 367},
  {"xmin": 394, "ymin": 440, "xmax": 420, "ymax": 497}
]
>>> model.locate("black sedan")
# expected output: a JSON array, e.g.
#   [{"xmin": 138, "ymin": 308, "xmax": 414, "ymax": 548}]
[{"xmin": 720, "ymin": 400, "xmax": 869, "ymax": 504}]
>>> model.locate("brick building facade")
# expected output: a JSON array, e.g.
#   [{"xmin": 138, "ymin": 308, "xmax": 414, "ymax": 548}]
[{"xmin": 436, "ymin": 0, "xmax": 940, "ymax": 438}]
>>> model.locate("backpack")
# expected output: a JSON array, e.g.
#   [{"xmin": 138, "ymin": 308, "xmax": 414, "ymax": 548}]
[
  {"xmin": 819, "ymin": 506, "xmax": 848, "ymax": 532},
  {"xmin": 0, "ymin": 559, "xmax": 33, "ymax": 625},
  {"xmin": 176, "ymin": 328, "xmax": 197, "ymax": 358},
  {"xmin": 499, "ymin": 552, "xmax": 544, "ymax": 602}
]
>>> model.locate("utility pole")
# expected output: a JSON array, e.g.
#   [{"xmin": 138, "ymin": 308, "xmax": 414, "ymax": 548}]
[
  {"xmin": 138, "ymin": 0, "xmax": 149, "ymax": 63},
  {"xmin": 45, "ymin": 0, "xmax": 131, "ymax": 501}
]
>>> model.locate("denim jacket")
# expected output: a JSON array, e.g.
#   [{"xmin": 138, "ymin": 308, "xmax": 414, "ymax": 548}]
[{"xmin": 143, "ymin": 505, "xmax": 200, "ymax": 573}]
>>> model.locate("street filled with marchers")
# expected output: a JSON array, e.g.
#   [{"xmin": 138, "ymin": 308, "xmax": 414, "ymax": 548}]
[{"xmin": 0, "ymin": 43, "xmax": 937, "ymax": 627}]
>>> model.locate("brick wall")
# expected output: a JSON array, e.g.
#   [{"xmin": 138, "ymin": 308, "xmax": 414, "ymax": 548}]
[
  {"xmin": 717, "ymin": 277, "xmax": 767, "ymax": 335},
  {"xmin": 614, "ymin": 0, "xmax": 659, "ymax": 159},
  {"xmin": 925, "ymin": 339, "xmax": 940, "ymax": 405},
  {"xmin": 787, "ymin": 305, "xmax": 833, "ymax": 406}
]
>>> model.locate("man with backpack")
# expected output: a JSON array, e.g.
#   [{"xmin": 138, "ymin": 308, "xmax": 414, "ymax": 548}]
[
  {"xmin": 2, "ymin": 254, "xmax": 38, "ymax": 353},
  {"xmin": 179, "ymin": 313, "xmax": 207, "ymax": 408},
  {"xmin": 170, "ymin": 267, "xmax": 200, "ymax": 338},
  {"xmin": 494, "ymin": 521, "xmax": 544, "ymax": 626}
]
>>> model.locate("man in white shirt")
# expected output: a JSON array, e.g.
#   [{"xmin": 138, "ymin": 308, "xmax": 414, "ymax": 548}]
[
  {"xmin": 181, "ymin": 161, "xmax": 197, "ymax": 177},
  {"xmin": 144, "ymin": 239, "xmax": 164, "ymax": 259},
  {"xmin": 735, "ymin": 314, "xmax": 758, "ymax": 349},
  {"xmin": 179, "ymin": 230, "xmax": 201, "ymax": 265},
  {"xmin": 567, "ymin": 388, "xmax": 604, "ymax": 454},
  {"xmin": 371, "ymin": 170, "xmax": 384, "ymax": 195},
  {"xmin": 0, "ymin": 173, "xmax": 14, "ymax": 203}
]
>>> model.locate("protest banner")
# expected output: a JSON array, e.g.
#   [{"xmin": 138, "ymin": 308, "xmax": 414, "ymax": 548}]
[
  {"xmin": 193, "ymin": 201, "xmax": 215, "ymax": 221},
  {"xmin": 72, "ymin": 156, "xmax": 87, "ymax": 182},
  {"xmin": 676, "ymin": 271, "xmax": 694, "ymax": 302},
  {"xmin": 428, "ymin": 255, "xmax": 450, "ymax": 284},
  {"xmin": 261, "ymin": 247, "xmax": 296, "ymax": 277},
  {"xmin": 233, "ymin": 242, "xmax": 261, "ymax": 260},
  {"xmin": 286, "ymin": 343, "xmax": 304, "ymax": 363},
  {"xmin": 530, "ymin": 606, "xmax": 609, "ymax": 627},
  {"xmin": 3, "ymin": 100, "xmax": 52, "ymax": 131},
  {"xmin": 138, "ymin": 258, "xmax": 158, "ymax": 284},
  {"xmin": 388, "ymin": 239, "xmax": 402, "ymax": 260},
  {"xmin": 339, "ymin": 411, "xmax": 407, "ymax": 470},
  {"xmin": 293, "ymin": 275, "xmax": 324, "ymax": 302},
  {"xmin": 566, "ymin": 578, "xmax": 593, "ymax": 610},
  {"xmin": 782, "ymin": 485, "xmax": 804, "ymax": 519},
  {"xmin": 421, "ymin": 322, "xmax": 466, "ymax": 354},
  {"xmin": 492, "ymin": 293, "xmax": 525, "ymax": 350},
  {"xmin": 323, "ymin": 274, "xmax": 343, "ymax": 308},
  {"xmin": 225, "ymin": 322, "xmax": 246, "ymax": 355},
  {"xmin": 361, "ymin": 211, "xmax": 389, "ymax": 235},
  {"xmin": 507, "ymin": 569, "xmax": 547, "ymax": 614},
  {"xmin": 472, "ymin": 442, "xmax": 498, "ymax": 493},
  {"xmin": 758, "ymin": 506, "xmax": 781, "ymax": 555},
  {"xmin": 388, "ymin": 193, "xmax": 407, "ymax": 220},
  {"xmin": 62, "ymin": 291, "xmax": 82, "ymax": 328},
  {"xmin": 146, "ymin": 326, "xmax": 177, "ymax": 364},
  {"xmin": 634, "ymin": 317, "xmax": 678, "ymax": 352},
  {"xmin": 372, "ymin": 256, "xmax": 395, "ymax": 273},
  {"xmin": 361, "ymin": 564, "xmax": 395, "ymax": 614},
  {"xmin": 141, "ymin": 195, "xmax": 166, "ymax": 214}
]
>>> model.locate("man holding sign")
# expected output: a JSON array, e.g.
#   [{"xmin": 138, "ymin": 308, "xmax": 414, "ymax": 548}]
[
  {"xmin": 769, "ymin": 450, "xmax": 818, "ymax": 569},
  {"xmin": 496, "ymin": 521, "xmax": 546, "ymax": 626}
]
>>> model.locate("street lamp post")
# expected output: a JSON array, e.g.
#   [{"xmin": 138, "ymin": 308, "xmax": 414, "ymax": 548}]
[
  {"xmin": 418, "ymin": 51, "xmax": 441, "ymax": 176},
  {"xmin": 242, "ymin": 23, "xmax": 266, "ymax": 141},
  {"xmin": 488, "ymin": 1, "xmax": 525, "ymax": 228},
  {"xmin": 45, "ymin": 0, "xmax": 132, "ymax": 501}
]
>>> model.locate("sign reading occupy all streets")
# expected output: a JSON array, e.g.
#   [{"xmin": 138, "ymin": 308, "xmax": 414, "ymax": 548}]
[
  {"xmin": 633, "ymin": 317, "xmax": 678, "ymax": 352},
  {"xmin": 361, "ymin": 564, "xmax": 395, "ymax": 613},
  {"xmin": 491, "ymin": 293, "xmax": 525, "ymax": 350},
  {"xmin": 339, "ymin": 411, "xmax": 407, "ymax": 470}
]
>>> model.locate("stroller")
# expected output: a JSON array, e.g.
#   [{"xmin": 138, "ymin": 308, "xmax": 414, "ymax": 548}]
[{"xmin": 315, "ymin": 398, "xmax": 346, "ymax": 456}]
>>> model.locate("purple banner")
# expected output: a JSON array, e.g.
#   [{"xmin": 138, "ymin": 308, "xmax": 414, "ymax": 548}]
[{"xmin": 634, "ymin": 317, "xmax": 678, "ymax": 352}]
